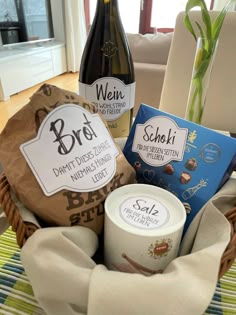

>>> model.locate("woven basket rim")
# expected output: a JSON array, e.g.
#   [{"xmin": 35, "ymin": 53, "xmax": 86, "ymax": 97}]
[
  {"xmin": 0, "ymin": 173, "xmax": 39, "ymax": 247},
  {"xmin": 0, "ymin": 173, "xmax": 236, "ymax": 279}
]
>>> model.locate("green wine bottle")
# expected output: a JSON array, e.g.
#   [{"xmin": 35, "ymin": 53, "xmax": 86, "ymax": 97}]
[{"xmin": 79, "ymin": 0, "xmax": 135, "ymax": 138}]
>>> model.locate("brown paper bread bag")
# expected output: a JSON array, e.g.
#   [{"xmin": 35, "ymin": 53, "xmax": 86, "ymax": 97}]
[{"xmin": 0, "ymin": 84, "xmax": 136, "ymax": 234}]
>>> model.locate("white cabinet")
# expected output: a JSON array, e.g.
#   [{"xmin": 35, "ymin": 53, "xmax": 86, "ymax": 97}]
[
  {"xmin": 0, "ymin": 41, "xmax": 67, "ymax": 101},
  {"xmin": 52, "ymin": 46, "xmax": 67, "ymax": 76},
  {"xmin": 30, "ymin": 51, "xmax": 54, "ymax": 85},
  {"xmin": 1, "ymin": 57, "xmax": 32, "ymax": 97}
]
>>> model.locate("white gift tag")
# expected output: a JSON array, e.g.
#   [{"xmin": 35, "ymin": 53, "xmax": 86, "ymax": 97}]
[
  {"xmin": 20, "ymin": 104, "xmax": 119, "ymax": 196},
  {"xmin": 119, "ymin": 196, "xmax": 170, "ymax": 230},
  {"xmin": 79, "ymin": 77, "xmax": 135, "ymax": 121},
  {"xmin": 132, "ymin": 116, "xmax": 188, "ymax": 166}
]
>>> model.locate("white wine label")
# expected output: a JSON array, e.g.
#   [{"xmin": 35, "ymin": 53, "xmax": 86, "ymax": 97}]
[
  {"xmin": 119, "ymin": 196, "xmax": 170, "ymax": 230},
  {"xmin": 132, "ymin": 116, "xmax": 188, "ymax": 167},
  {"xmin": 20, "ymin": 104, "xmax": 119, "ymax": 196},
  {"xmin": 79, "ymin": 77, "xmax": 136, "ymax": 121}
]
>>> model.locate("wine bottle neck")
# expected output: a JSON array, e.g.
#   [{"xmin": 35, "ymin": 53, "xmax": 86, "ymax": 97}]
[
  {"xmin": 96, "ymin": 0, "xmax": 120, "ymax": 17},
  {"xmin": 97, "ymin": 0, "xmax": 119, "ymax": 6}
]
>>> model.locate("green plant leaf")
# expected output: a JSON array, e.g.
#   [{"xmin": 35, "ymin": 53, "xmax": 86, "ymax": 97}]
[
  {"xmin": 185, "ymin": 0, "xmax": 205, "ymax": 12},
  {"xmin": 194, "ymin": 57, "xmax": 211, "ymax": 78},
  {"xmin": 201, "ymin": 7, "xmax": 212, "ymax": 40},
  {"xmin": 212, "ymin": 1, "xmax": 233, "ymax": 40},
  {"xmin": 201, "ymin": 38, "xmax": 210, "ymax": 57},
  {"xmin": 195, "ymin": 21, "xmax": 205, "ymax": 39},
  {"xmin": 184, "ymin": 0, "xmax": 208, "ymax": 41},
  {"xmin": 184, "ymin": 15, "xmax": 197, "ymax": 41},
  {"xmin": 185, "ymin": 0, "xmax": 212, "ymax": 42}
]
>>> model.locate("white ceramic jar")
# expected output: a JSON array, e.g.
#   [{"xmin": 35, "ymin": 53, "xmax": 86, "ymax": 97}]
[{"xmin": 104, "ymin": 183, "xmax": 186, "ymax": 275}]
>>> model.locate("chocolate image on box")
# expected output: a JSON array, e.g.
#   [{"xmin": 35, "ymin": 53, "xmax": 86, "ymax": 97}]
[
  {"xmin": 185, "ymin": 158, "xmax": 198, "ymax": 171},
  {"xmin": 143, "ymin": 169, "xmax": 155, "ymax": 182},
  {"xmin": 134, "ymin": 161, "xmax": 142, "ymax": 171},
  {"xmin": 163, "ymin": 164, "xmax": 174, "ymax": 175},
  {"xmin": 180, "ymin": 172, "xmax": 192, "ymax": 184},
  {"xmin": 183, "ymin": 202, "xmax": 192, "ymax": 214}
]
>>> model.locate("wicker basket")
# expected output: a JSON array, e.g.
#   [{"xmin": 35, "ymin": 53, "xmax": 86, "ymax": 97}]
[
  {"xmin": 0, "ymin": 174, "xmax": 39, "ymax": 247},
  {"xmin": 0, "ymin": 173, "xmax": 236, "ymax": 279}
]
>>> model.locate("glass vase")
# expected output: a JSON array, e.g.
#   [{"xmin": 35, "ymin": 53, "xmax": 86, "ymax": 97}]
[{"xmin": 185, "ymin": 37, "xmax": 219, "ymax": 124}]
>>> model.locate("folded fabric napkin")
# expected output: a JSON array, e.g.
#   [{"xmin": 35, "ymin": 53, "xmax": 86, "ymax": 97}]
[
  {"xmin": 1, "ymin": 228, "xmax": 236, "ymax": 315},
  {"xmin": 19, "ymin": 176, "xmax": 236, "ymax": 315}
]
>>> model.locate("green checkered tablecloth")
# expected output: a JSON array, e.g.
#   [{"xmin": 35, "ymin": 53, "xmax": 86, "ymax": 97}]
[{"xmin": 0, "ymin": 228, "xmax": 236, "ymax": 315}]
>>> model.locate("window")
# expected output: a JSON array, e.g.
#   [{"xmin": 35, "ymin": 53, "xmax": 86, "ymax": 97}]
[
  {"xmin": 84, "ymin": 0, "xmax": 214, "ymax": 34},
  {"xmin": 87, "ymin": 0, "xmax": 140, "ymax": 33},
  {"xmin": 140, "ymin": 0, "xmax": 213, "ymax": 33}
]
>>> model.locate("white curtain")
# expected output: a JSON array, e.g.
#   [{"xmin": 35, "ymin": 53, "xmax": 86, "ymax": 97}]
[{"xmin": 64, "ymin": 0, "xmax": 87, "ymax": 72}]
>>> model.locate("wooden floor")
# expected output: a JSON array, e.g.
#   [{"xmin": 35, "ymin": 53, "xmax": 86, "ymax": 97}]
[{"xmin": 0, "ymin": 72, "xmax": 79, "ymax": 133}]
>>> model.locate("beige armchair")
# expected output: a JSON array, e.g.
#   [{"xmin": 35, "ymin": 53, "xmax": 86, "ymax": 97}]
[
  {"xmin": 127, "ymin": 32, "xmax": 173, "ymax": 116},
  {"xmin": 160, "ymin": 11, "xmax": 236, "ymax": 133}
]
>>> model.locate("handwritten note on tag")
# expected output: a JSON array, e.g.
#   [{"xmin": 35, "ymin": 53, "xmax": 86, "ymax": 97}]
[
  {"xmin": 132, "ymin": 116, "xmax": 188, "ymax": 167},
  {"xmin": 20, "ymin": 104, "xmax": 119, "ymax": 196}
]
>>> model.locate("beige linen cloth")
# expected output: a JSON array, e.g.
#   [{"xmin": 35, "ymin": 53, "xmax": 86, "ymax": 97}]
[{"xmin": 12, "ymin": 175, "xmax": 235, "ymax": 315}]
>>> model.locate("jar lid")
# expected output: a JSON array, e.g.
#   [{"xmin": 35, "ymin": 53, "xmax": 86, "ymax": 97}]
[{"xmin": 105, "ymin": 183, "xmax": 186, "ymax": 236}]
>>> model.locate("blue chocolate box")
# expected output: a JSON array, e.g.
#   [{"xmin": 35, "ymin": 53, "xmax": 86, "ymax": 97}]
[{"xmin": 123, "ymin": 104, "xmax": 236, "ymax": 235}]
